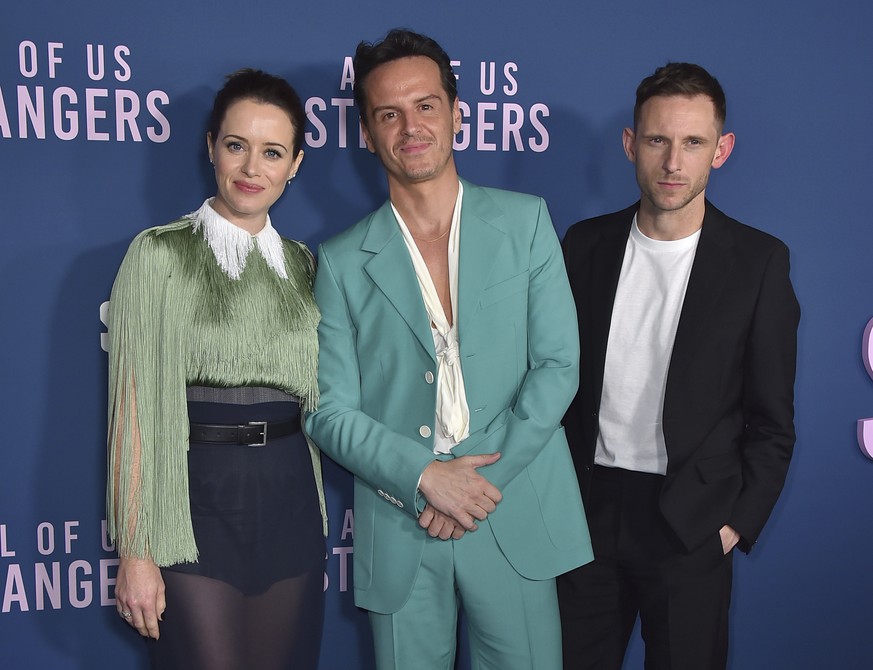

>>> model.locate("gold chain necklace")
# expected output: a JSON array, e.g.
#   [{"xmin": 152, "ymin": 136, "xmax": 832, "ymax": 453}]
[{"xmin": 411, "ymin": 228, "xmax": 450, "ymax": 243}]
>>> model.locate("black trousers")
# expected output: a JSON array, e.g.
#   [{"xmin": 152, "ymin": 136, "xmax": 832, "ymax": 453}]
[{"xmin": 558, "ymin": 466, "xmax": 732, "ymax": 670}]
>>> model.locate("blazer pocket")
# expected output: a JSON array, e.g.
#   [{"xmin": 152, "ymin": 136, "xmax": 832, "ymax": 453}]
[
  {"xmin": 695, "ymin": 451, "xmax": 741, "ymax": 483},
  {"xmin": 480, "ymin": 270, "xmax": 529, "ymax": 308}
]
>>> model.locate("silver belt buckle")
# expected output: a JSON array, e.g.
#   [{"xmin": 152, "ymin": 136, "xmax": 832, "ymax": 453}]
[{"xmin": 247, "ymin": 421, "xmax": 268, "ymax": 447}]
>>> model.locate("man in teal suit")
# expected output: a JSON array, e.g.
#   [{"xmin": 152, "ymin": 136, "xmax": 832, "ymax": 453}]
[{"xmin": 305, "ymin": 28, "xmax": 592, "ymax": 669}]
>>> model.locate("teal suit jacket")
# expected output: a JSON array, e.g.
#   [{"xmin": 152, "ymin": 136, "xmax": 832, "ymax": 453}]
[{"xmin": 305, "ymin": 180, "xmax": 592, "ymax": 614}]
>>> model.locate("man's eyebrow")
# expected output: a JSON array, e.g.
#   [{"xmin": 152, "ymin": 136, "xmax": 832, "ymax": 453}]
[{"xmin": 371, "ymin": 94, "xmax": 442, "ymax": 115}]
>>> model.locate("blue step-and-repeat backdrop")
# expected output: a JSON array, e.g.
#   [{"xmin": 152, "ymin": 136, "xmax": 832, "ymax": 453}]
[{"xmin": 2, "ymin": 1, "xmax": 872, "ymax": 668}]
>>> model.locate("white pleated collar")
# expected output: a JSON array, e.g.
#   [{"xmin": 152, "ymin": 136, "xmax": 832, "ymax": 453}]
[{"xmin": 187, "ymin": 198, "xmax": 287, "ymax": 280}]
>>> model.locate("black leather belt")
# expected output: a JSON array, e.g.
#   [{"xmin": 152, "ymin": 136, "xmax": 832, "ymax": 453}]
[{"xmin": 189, "ymin": 417, "xmax": 301, "ymax": 447}]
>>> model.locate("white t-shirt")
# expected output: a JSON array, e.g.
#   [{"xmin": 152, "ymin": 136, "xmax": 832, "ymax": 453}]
[{"xmin": 595, "ymin": 215, "xmax": 700, "ymax": 474}]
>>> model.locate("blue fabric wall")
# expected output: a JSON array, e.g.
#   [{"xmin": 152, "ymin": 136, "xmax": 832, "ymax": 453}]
[{"xmin": 2, "ymin": 1, "xmax": 871, "ymax": 667}]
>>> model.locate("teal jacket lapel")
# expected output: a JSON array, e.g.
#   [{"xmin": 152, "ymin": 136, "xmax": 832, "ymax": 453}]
[
  {"xmin": 360, "ymin": 181, "xmax": 507, "ymax": 361},
  {"xmin": 361, "ymin": 200, "xmax": 436, "ymax": 362},
  {"xmin": 457, "ymin": 179, "xmax": 505, "ymax": 334}
]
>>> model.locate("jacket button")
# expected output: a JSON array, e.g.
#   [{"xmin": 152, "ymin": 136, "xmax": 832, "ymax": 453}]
[
  {"xmin": 419, "ymin": 425, "xmax": 432, "ymax": 438},
  {"xmin": 425, "ymin": 371, "xmax": 435, "ymax": 384}
]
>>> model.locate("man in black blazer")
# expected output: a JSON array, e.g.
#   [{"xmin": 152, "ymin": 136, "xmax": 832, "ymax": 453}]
[{"xmin": 558, "ymin": 63, "xmax": 799, "ymax": 669}]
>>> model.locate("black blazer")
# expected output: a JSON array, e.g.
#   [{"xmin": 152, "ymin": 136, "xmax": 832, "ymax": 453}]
[{"xmin": 562, "ymin": 201, "xmax": 800, "ymax": 553}]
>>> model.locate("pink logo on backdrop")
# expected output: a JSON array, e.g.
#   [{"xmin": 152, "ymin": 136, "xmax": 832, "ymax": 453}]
[{"xmin": 858, "ymin": 317, "xmax": 873, "ymax": 459}]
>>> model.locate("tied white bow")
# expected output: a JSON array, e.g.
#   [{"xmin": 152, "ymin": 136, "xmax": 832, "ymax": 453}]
[{"xmin": 429, "ymin": 298, "xmax": 469, "ymax": 444}]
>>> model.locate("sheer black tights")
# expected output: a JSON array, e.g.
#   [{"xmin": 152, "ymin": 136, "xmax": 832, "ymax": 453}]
[{"xmin": 149, "ymin": 568, "xmax": 324, "ymax": 670}]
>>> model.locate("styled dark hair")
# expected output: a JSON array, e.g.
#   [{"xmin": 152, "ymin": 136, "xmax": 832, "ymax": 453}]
[
  {"xmin": 352, "ymin": 28, "xmax": 457, "ymax": 125},
  {"xmin": 207, "ymin": 68, "xmax": 306, "ymax": 156},
  {"xmin": 634, "ymin": 62, "xmax": 727, "ymax": 131}
]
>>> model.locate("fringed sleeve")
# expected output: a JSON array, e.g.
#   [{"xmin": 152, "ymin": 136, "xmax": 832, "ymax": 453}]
[
  {"xmin": 106, "ymin": 224, "xmax": 199, "ymax": 565},
  {"xmin": 282, "ymin": 239, "xmax": 321, "ymax": 412},
  {"xmin": 284, "ymin": 238, "xmax": 328, "ymax": 535}
]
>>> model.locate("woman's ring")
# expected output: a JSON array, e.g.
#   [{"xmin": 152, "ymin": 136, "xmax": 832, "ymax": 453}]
[{"xmin": 121, "ymin": 611, "xmax": 132, "ymax": 618}]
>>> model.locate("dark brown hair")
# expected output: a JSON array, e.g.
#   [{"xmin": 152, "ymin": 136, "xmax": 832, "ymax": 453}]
[
  {"xmin": 634, "ymin": 62, "xmax": 726, "ymax": 130},
  {"xmin": 353, "ymin": 28, "xmax": 457, "ymax": 125},
  {"xmin": 207, "ymin": 68, "xmax": 306, "ymax": 156}
]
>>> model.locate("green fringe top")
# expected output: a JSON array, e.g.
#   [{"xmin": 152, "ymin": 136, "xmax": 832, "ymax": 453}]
[{"xmin": 106, "ymin": 209, "xmax": 323, "ymax": 566}]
